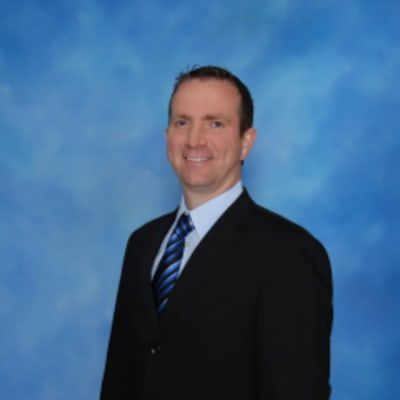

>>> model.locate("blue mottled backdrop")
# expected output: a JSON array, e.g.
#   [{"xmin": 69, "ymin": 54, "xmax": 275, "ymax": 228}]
[{"xmin": 1, "ymin": 0, "xmax": 399, "ymax": 399}]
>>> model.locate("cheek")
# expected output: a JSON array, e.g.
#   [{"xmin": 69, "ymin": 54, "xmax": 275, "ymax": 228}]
[
  {"xmin": 167, "ymin": 137, "xmax": 184, "ymax": 161},
  {"xmin": 167, "ymin": 136, "xmax": 178, "ymax": 151},
  {"xmin": 217, "ymin": 138, "xmax": 243, "ymax": 158}
]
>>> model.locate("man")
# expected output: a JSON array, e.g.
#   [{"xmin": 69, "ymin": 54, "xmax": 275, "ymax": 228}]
[{"xmin": 101, "ymin": 66, "xmax": 333, "ymax": 399}]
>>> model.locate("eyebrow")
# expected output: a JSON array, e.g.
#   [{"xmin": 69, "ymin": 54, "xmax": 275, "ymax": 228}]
[
  {"xmin": 170, "ymin": 113, "xmax": 191, "ymax": 120},
  {"xmin": 202, "ymin": 114, "xmax": 229, "ymax": 121},
  {"xmin": 170, "ymin": 113, "xmax": 231, "ymax": 123}
]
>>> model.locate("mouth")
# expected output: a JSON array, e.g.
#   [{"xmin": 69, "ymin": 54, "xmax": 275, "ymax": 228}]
[{"xmin": 184, "ymin": 156, "xmax": 212, "ymax": 163}]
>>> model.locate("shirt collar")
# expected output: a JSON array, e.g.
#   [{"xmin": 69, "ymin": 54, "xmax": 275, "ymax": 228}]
[{"xmin": 177, "ymin": 181, "xmax": 243, "ymax": 240}]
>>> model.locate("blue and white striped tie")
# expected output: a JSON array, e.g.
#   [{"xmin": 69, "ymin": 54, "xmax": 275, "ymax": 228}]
[{"xmin": 152, "ymin": 213, "xmax": 194, "ymax": 315}]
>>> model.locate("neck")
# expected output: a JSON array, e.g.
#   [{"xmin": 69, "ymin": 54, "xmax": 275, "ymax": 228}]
[
  {"xmin": 183, "ymin": 180, "xmax": 241, "ymax": 210},
  {"xmin": 184, "ymin": 192, "xmax": 215, "ymax": 210}
]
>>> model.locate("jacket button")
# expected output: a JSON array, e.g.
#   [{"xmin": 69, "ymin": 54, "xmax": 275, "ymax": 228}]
[{"xmin": 150, "ymin": 346, "xmax": 160, "ymax": 355}]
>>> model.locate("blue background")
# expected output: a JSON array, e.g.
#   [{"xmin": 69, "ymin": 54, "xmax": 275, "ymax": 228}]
[{"xmin": 1, "ymin": 0, "xmax": 399, "ymax": 399}]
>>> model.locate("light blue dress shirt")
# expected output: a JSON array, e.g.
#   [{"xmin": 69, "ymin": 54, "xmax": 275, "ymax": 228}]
[{"xmin": 151, "ymin": 181, "xmax": 243, "ymax": 278}]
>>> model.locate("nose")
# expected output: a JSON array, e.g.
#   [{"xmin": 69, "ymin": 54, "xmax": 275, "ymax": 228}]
[{"xmin": 187, "ymin": 123, "xmax": 206, "ymax": 147}]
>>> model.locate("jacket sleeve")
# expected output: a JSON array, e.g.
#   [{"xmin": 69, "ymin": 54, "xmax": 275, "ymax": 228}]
[
  {"xmin": 256, "ymin": 233, "xmax": 333, "ymax": 399},
  {"xmin": 100, "ymin": 232, "xmax": 146, "ymax": 400}
]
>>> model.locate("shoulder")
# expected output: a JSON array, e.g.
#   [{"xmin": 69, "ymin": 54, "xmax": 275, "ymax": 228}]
[
  {"xmin": 247, "ymin": 199, "xmax": 330, "ymax": 263},
  {"xmin": 252, "ymin": 200, "xmax": 331, "ymax": 283},
  {"xmin": 251, "ymin": 202, "xmax": 314, "ymax": 239},
  {"xmin": 126, "ymin": 211, "xmax": 176, "ymax": 246}
]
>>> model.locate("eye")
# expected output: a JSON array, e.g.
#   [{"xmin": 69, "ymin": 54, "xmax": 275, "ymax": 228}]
[
  {"xmin": 174, "ymin": 119, "xmax": 188, "ymax": 128},
  {"xmin": 211, "ymin": 120, "xmax": 224, "ymax": 128}
]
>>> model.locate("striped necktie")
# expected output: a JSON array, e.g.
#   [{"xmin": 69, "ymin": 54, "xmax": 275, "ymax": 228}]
[{"xmin": 152, "ymin": 213, "xmax": 194, "ymax": 315}]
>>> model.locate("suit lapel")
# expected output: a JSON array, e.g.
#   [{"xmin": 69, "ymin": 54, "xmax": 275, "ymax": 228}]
[
  {"xmin": 136, "ymin": 212, "xmax": 177, "ymax": 332},
  {"xmin": 156, "ymin": 190, "xmax": 254, "ymax": 338}
]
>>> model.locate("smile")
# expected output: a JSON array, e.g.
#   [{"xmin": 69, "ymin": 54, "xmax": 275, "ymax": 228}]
[{"xmin": 185, "ymin": 156, "xmax": 211, "ymax": 162}]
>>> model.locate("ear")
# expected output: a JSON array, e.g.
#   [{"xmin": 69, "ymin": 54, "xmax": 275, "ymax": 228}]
[{"xmin": 240, "ymin": 127, "xmax": 256, "ymax": 160}]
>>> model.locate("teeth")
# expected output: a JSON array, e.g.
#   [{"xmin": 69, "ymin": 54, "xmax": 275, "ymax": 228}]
[{"xmin": 186, "ymin": 157, "xmax": 209, "ymax": 162}]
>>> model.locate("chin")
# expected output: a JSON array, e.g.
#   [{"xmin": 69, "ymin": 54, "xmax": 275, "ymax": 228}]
[
  {"xmin": 182, "ymin": 178, "xmax": 216, "ymax": 192},
  {"xmin": 180, "ymin": 172, "xmax": 212, "ymax": 186},
  {"xmin": 184, "ymin": 181, "xmax": 213, "ymax": 191}
]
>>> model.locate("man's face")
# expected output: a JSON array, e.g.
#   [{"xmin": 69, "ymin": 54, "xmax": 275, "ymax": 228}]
[{"xmin": 167, "ymin": 78, "xmax": 255, "ymax": 205}]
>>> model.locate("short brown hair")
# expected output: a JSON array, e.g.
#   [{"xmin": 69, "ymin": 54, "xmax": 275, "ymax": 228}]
[{"xmin": 168, "ymin": 65, "xmax": 254, "ymax": 135}]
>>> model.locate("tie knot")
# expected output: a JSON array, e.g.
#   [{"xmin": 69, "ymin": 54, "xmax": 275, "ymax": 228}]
[{"xmin": 176, "ymin": 213, "xmax": 194, "ymax": 238}]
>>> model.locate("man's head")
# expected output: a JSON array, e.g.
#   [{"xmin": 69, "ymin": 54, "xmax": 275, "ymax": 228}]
[
  {"xmin": 166, "ymin": 65, "xmax": 256, "ymax": 208},
  {"xmin": 168, "ymin": 66, "xmax": 254, "ymax": 136}
]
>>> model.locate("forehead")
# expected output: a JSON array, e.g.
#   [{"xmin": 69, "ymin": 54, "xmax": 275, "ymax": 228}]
[{"xmin": 171, "ymin": 78, "xmax": 241, "ymax": 116}]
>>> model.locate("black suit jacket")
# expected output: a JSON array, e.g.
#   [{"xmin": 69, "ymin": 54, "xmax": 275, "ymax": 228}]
[{"xmin": 101, "ymin": 190, "xmax": 333, "ymax": 399}]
